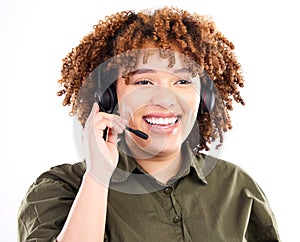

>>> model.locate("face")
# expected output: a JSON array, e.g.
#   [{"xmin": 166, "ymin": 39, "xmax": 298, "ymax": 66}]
[{"xmin": 116, "ymin": 49, "xmax": 201, "ymax": 159}]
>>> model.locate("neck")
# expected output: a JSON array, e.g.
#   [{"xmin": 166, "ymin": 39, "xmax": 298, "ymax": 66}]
[{"xmin": 135, "ymin": 149, "xmax": 182, "ymax": 185}]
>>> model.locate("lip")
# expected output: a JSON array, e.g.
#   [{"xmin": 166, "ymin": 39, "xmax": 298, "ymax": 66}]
[
  {"xmin": 142, "ymin": 113, "xmax": 181, "ymax": 135},
  {"xmin": 143, "ymin": 112, "xmax": 179, "ymax": 118}
]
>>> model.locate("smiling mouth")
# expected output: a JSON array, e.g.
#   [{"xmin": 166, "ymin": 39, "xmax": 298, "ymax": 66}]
[{"xmin": 143, "ymin": 116, "xmax": 179, "ymax": 127}]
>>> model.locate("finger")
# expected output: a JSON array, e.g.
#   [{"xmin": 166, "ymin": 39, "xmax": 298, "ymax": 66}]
[
  {"xmin": 94, "ymin": 114, "xmax": 127, "ymax": 131},
  {"xmin": 95, "ymin": 120, "xmax": 125, "ymax": 138},
  {"xmin": 99, "ymin": 117, "xmax": 126, "ymax": 144},
  {"xmin": 85, "ymin": 102, "xmax": 100, "ymax": 128},
  {"xmin": 106, "ymin": 127, "xmax": 123, "ymax": 144},
  {"xmin": 84, "ymin": 117, "xmax": 112, "ymax": 142},
  {"xmin": 93, "ymin": 102, "xmax": 100, "ymax": 112},
  {"xmin": 95, "ymin": 112, "xmax": 128, "ymax": 126},
  {"xmin": 94, "ymin": 118, "xmax": 114, "ymax": 131},
  {"xmin": 93, "ymin": 118, "xmax": 125, "ymax": 143}
]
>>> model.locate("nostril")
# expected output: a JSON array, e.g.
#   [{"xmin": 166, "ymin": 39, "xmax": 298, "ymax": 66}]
[{"xmin": 150, "ymin": 89, "xmax": 177, "ymax": 107}]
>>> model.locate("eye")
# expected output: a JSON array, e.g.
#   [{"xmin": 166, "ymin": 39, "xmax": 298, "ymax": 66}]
[
  {"xmin": 175, "ymin": 79, "xmax": 192, "ymax": 85},
  {"xmin": 134, "ymin": 79, "xmax": 153, "ymax": 85}
]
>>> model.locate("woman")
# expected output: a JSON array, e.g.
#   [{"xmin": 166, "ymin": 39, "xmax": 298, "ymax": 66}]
[{"xmin": 18, "ymin": 7, "xmax": 280, "ymax": 241}]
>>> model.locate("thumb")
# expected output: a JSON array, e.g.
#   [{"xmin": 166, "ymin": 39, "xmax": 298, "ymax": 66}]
[
  {"xmin": 92, "ymin": 102, "xmax": 100, "ymax": 113},
  {"xmin": 85, "ymin": 102, "xmax": 100, "ymax": 128}
]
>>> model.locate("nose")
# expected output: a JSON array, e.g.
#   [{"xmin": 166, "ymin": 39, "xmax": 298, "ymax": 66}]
[{"xmin": 149, "ymin": 86, "xmax": 177, "ymax": 108}]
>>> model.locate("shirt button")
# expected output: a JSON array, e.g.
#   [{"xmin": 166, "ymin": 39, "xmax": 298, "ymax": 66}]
[
  {"xmin": 173, "ymin": 215, "xmax": 182, "ymax": 223},
  {"xmin": 164, "ymin": 187, "xmax": 173, "ymax": 195}
]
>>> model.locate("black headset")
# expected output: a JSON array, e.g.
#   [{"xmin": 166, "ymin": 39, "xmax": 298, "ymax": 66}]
[
  {"xmin": 94, "ymin": 67, "xmax": 215, "ymax": 115},
  {"xmin": 97, "ymin": 82, "xmax": 118, "ymax": 114},
  {"xmin": 199, "ymin": 76, "xmax": 215, "ymax": 115},
  {"xmin": 93, "ymin": 64, "xmax": 118, "ymax": 114}
]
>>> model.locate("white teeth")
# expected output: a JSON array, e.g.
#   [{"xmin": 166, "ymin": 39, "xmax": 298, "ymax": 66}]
[{"xmin": 145, "ymin": 117, "xmax": 178, "ymax": 125}]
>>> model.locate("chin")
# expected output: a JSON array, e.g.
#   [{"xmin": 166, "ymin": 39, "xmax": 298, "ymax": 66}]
[{"xmin": 125, "ymin": 132, "xmax": 183, "ymax": 159}]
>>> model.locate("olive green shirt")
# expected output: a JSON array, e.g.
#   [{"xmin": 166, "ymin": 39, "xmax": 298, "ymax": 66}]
[{"xmin": 18, "ymin": 144, "xmax": 280, "ymax": 241}]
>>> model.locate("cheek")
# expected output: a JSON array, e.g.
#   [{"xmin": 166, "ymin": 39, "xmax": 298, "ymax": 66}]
[
  {"xmin": 117, "ymin": 88, "xmax": 150, "ymax": 119},
  {"xmin": 181, "ymin": 91, "xmax": 200, "ymax": 117},
  {"xmin": 180, "ymin": 93, "xmax": 200, "ymax": 140}
]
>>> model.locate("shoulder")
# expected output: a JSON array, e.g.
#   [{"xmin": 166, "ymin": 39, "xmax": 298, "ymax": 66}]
[
  {"xmin": 204, "ymin": 155, "xmax": 267, "ymax": 200},
  {"xmin": 17, "ymin": 162, "xmax": 85, "ymax": 241},
  {"xmin": 205, "ymin": 155, "xmax": 254, "ymax": 182},
  {"xmin": 200, "ymin": 156, "xmax": 280, "ymax": 240},
  {"xmin": 25, "ymin": 161, "xmax": 86, "ymax": 202},
  {"xmin": 20, "ymin": 161, "xmax": 85, "ymax": 205},
  {"xmin": 35, "ymin": 161, "xmax": 86, "ymax": 191}
]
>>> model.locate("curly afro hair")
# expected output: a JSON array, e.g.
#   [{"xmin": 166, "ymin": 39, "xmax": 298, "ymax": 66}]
[{"xmin": 57, "ymin": 6, "xmax": 245, "ymax": 152}]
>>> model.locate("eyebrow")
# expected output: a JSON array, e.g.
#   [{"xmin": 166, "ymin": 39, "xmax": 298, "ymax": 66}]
[{"xmin": 133, "ymin": 68, "xmax": 191, "ymax": 75}]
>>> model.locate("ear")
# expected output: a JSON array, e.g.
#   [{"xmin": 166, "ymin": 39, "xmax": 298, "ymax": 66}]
[{"xmin": 96, "ymin": 82, "xmax": 118, "ymax": 114}]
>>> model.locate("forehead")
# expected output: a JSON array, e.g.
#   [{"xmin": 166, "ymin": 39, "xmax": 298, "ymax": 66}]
[
  {"xmin": 135, "ymin": 48, "xmax": 187, "ymax": 72},
  {"xmin": 116, "ymin": 48, "xmax": 200, "ymax": 79}
]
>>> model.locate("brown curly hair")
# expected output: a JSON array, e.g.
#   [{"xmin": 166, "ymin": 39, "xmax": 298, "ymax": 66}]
[{"xmin": 57, "ymin": 6, "xmax": 245, "ymax": 151}]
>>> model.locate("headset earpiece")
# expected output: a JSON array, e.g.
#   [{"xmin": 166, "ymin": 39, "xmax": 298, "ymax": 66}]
[
  {"xmin": 199, "ymin": 77, "xmax": 215, "ymax": 115},
  {"xmin": 96, "ymin": 83, "xmax": 118, "ymax": 114},
  {"xmin": 94, "ymin": 65, "xmax": 118, "ymax": 114}
]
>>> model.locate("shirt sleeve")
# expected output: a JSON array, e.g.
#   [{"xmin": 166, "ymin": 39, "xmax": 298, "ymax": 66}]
[
  {"xmin": 17, "ymin": 162, "xmax": 109, "ymax": 242},
  {"xmin": 230, "ymin": 162, "xmax": 281, "ymax": 241},
  {"xmin": 244, "ymin": 183, "xmax": 281, "ymax": 241},
  {"xmin": 17, "ymin": 177, "xmax": 77, "ymax": 242}
]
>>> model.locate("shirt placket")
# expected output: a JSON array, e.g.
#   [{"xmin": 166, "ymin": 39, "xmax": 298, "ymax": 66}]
[{"xmin": 157, "ymin": 185, "xmax": 186, "ymax": 241}]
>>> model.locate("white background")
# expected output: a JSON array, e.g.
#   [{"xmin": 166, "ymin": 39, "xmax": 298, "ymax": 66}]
[{"xmin": 1, "ymin": 0, "xmax": 299, "ymax": 241}]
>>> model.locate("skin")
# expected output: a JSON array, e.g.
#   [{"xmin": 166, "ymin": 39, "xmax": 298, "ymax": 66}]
[{"xmin": 116, "ymin": 49, "xmax": 201, "ymax": 183}]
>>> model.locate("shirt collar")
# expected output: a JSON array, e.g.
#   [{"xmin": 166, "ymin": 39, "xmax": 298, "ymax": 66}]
[
  {"xmin": 177, "ymin": 143, "xmax": 208, "ymax": 184},
  {"xmin": 110, "ymin": 149, "xmax": 138, "ymax": 183},
  {"xmin": 111, "ymin": 142, "xmax": 209, "ymax": 184}
]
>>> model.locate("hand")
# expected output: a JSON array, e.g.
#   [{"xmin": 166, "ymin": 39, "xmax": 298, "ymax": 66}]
[{"xmin": 83, "ymin": 102, "xmax": 127, "ymax": 186}]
